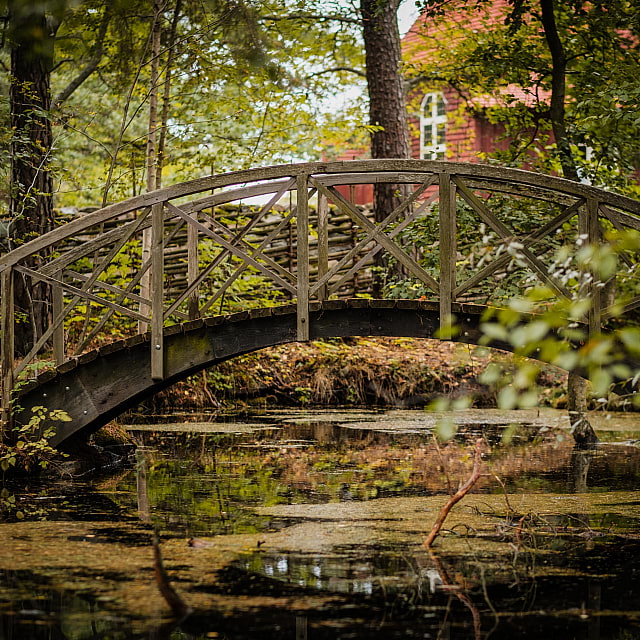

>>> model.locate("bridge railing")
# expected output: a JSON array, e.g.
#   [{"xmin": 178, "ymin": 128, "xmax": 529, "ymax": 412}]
[{"xmin": 1, "ymin": 160, "xmax": 640, "ymax": 425}]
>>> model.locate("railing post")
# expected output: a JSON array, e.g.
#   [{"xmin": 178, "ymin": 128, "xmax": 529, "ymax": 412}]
[
  {"xmin": 296, "ymin": 174, "xmax": 310, "ymax": 341},
  {"xmin": 151, "ymin": 202, "xmax": 165, "ymax": 381},
  {"xmin": 53, "ymin": 271, "xmax": 65, "ymax": 366},
  {"xmin": 139, "ymin": 222, "xmax": 152, "ymax": 334},
  {"xmin": 187, "ymin": 213, "xmax": 200, "ymax": 320},
  {"xmin": 1, "ymin": 268, "xmax": 15, "ymax": 433},
  {"xmin": 580, "ymin": 199, "xmax": 601, "ymax": 339},
  {"xmin": 438, "ymin": 172, "xmax": 457, "ymax": 336},
  {"xmin": 317, "ymin": 192, "xmax": 329, "ymax": 301}
]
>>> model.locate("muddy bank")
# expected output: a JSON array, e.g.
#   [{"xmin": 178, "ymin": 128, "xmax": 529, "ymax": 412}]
[{"xmin": 137, "ymin": 338, "xmax": 568, "ymax": 413}]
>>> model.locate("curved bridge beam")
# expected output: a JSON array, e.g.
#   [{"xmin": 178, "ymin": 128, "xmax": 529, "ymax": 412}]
[{"xmin": 19, "ymin": 300, "xmax": 514, "ymax": 447}]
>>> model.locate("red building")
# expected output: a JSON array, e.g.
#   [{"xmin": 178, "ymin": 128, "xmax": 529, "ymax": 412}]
[{"xmin": 332, "ymin": 1, "xmax": 549, "ymax": 203}]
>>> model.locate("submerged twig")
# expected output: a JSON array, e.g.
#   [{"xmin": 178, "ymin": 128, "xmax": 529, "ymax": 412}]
[
  {"xmin": 428, "ymin": 550, "xmax": 482, "ymax": 640},
  {"xmin": 424, "ymin": 438, "xmax": 484, "ymax": 548},
  {"xmin": 153, "ymin": 530, "xmax": 192, "ymax": 620}
]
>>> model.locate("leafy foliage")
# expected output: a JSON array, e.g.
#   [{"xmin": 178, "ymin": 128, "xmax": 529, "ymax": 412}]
[{"xmin": 409, "ymin": 0, "xmax": 640, "ymax": 190}]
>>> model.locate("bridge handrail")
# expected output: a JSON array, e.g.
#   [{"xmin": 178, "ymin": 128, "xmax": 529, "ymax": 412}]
[
  {"xmin": 1, "ymin": 160, "xmax": 640, "ymax": 270},
  {"xmin": 2, "ymin": 159, "xmax": 640, "ymax": 431}
]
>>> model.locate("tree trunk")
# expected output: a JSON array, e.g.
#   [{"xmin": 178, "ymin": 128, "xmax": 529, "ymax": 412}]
[
  {"xmin": 360, "ymin": 0, "xmax": 411, "ymax": 296},
  {"xmin": 539, "ymin": 0, "xmax": 597, "ymax": 446},
  {"xmin": 156, "ymin": 0, "xmax": 183, "ymax": 190},
  {"xmin": 139, "ymin": 0, "xmax": 164, "ymax": 332},
  {"xmin": 8, "ymin": 2, "xmax": 57, "ymax": 356}
]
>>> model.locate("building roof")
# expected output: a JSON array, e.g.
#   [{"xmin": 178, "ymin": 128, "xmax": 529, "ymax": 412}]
[{"xmin": 402, "ymin": 1, "xmax": 551, "ymax": 108}]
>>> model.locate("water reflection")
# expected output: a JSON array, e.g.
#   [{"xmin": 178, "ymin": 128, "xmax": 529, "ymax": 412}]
[{"xmin": 1, "ymin": 409, "xmax": 640, "ymax": 639}]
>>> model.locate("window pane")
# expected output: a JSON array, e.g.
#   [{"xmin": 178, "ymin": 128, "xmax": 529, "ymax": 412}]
[
  {"xmin": 424, "ymin": 125, "xmax": 434, "ymax": 146},
  {"xmin": 423, "ymin": 95, "xmax": 433, "ymax": 115},
  {"xmin": 437, "ymin": 96, "xmax": 446, "ymax": 117},
  {"xmin": 437, "ymin": 122, "xmax": 446, "ymax": 145}
]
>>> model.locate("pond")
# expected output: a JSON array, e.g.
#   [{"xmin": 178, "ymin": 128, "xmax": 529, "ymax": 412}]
[{"xmin": 1, "ymin": 408, "xmax": 640, "ymax": 639}]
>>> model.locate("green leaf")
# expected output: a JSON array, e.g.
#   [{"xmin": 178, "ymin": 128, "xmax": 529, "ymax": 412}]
[
  {"xmin": 497, "ymin": 385, "xmax": 518, "ymax": 410},
  {"xmin": 480, "ymin": 322, "xmax": 509, "ymax": 342},
  {"xmin": 435, "ymin": 417, "xmax": 457, "ymax": 441}
]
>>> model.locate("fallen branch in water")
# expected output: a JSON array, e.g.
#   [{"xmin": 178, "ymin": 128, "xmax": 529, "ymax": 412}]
[
  {"xmin": 424, "ymin": 438, "xmax": 484, "ymax": 548},
  {"xmin": 153, "ymin": 529, "xmax": 192, "ymax": 620}
]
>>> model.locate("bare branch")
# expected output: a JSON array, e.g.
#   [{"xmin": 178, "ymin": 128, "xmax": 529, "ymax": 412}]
[
  {"xmin": 307, "ymin": 65, "xmax": 366, "ymax": 79},
  {"xmin": 54, "ymin": 3, "xmax": 112, "ymax": 106},
  {"xmin": 424, "ymin": 438, "xmax": 483, "ymax": 548},
  {"xmin": 260, "ymin": 13, "xmax": 360, "ymax": 25}
]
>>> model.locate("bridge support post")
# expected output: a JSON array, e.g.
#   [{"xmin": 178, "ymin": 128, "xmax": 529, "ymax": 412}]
[
  {"xmin": 1, "ymin": 268, "xmax": 15, "ymax": 434},
  {"xmin": 317, "ymin": 192, "xmax": 329, "ymax": 301},
  {"xmin": 569, "ymin": 198, "xmax": 601, "ymax": 446},
  {"xmin": 151, "ymin": 202, "xmax": 165, "ymax": 381},
  {"xmin": 187, "ymin": 212, "xmax": 200, "ymax": 320},
  {"xmin": 296, "ymin": 174, "xmax": 310, "ymax": 341},
  {"xmin": 52, "ymin": 271, "xmax": 65, "ymax": 366},
  {"xmin": 583, "ymin": 198, "xmax": 602, "ymax": 337},
  {"xmin": 438, "ymin": 173, "xmax": 456, "ymax": 337}
]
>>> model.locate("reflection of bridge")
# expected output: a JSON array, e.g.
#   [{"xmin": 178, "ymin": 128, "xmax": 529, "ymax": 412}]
[{"xmin": 1, "ymin": 160, "xmax": 639, "ymax": 445}]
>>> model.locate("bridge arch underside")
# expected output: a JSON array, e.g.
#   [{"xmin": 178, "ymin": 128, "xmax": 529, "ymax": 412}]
[{"xmin": 18, "ymin": 300, "xmax": 589, "ymax": 448}]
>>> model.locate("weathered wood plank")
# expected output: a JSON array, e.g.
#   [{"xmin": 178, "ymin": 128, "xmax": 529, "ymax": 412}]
[
  {"xmin": 455, "ymin": 177, "xmax": 571, "ymax": 299},
  {"xmin": 187, "ymin": 212, "xmax": 200, "ymax": 320},
  {"xmin": 151, "ymin": 202, "xmax": 165, "ymax": 381},
  {"xmin": 296, "ymin": 174, "xmax": 310, "ymax": 340},
  {"xmin": 52, "ymin": 272, "xmax": 65, "ymax": 366},
  {"xmin": 317, "ymin": 192, "xmax": 329, "ymax": 300},
  {"xmin": 439, "ymin": 173, "xmax": 456, "ymax": 334},
  {"xmin": 312, "ymin": 180, "xmax": 440, "ymax": 294},
  {"xmin": 1, "ymin": 269, "xmax": 14, "ymax": 431},
  {"xmin": 454, "ymin": 198, "xmax": 584, "ymax": 297}
]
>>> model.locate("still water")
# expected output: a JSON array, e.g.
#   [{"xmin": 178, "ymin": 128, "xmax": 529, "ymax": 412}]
[{"xmin": 1, "ymin": 408, "xmax": 640, "ymax": 639}]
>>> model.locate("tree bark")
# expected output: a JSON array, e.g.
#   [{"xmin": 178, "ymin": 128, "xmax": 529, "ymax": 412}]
[
  {"xmin": 156, "ymin": 0, "xmax": 183, "ymax": 190},
  {"xmin": 54, "ymin": 2, "xmax": 111, "ymax": 107},
  {"xmin": 360, "ymin": 0, "xmax": 411, "ymax": 296},
  {"xmin": 539, "ymin": 0, "xmax": 579, "ymax": 182},
  {"xmin": 139, "ymin": 0, "xmax": 164, "ymax": 332},
  {"xmin": 8, "ymin": 2, "xmax": 57, "ymax": 356},
  {"xmin": 539, "ymin": 0, "xmax": 597, "ymax": 446}
]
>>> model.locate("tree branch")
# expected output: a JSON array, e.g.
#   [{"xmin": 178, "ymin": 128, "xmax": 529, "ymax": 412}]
[
  {"xmin": 539, "ymin": 0, "xmax": 579, "ymax": 181},
  {"xmin": 307, "ymin": 65, "xmax": 366, "ymax": 79},
  {"xmin": 260, "ymin": 13, "xmax": 360, "ymax": 25},
  {"xmin": 54, "ymin": 2, "xmax": 111, "ymax": 106},
  {"xmin": 424, "ymin": 438, "xmax": 483, "ymax": 548}
]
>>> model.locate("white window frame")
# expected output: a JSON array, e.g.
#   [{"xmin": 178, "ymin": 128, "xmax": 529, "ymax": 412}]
[{"xmin": 420, "ymin": 92, "xmax": 447, "ymax": 160}]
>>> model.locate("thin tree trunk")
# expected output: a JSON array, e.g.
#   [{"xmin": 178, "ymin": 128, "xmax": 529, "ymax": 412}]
[
  {"xmin": 8, "ymin": 2, "xmax": 56, "ymax": 356},
  {"xmin": 156, "ymin": 0, "xmax": 183, "ymax": 190},
  {"xmin": 54, "ymin": 2, "xmax": 111, "ymax": 107},
  {"xmin": 539, "ymin": 0, "xmax": 597, "ymax": 445},
  {"xmin": 140, "ymin": 0, "xmax": 164, "ymax": 332},
  {"xmin": 361, "ymin": 0, "xmax": 411, "ymax": 296}
]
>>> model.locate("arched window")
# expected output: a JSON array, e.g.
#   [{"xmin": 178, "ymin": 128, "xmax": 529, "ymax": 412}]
[{"xmin": 420, "ymin": 92, "xmax": 447, "ymax": 160}]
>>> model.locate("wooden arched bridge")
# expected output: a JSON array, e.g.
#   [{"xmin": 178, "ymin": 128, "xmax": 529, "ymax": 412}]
[{"xmin": 1, "ymin": 160, "xmax": 639, "ymax": 446}]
